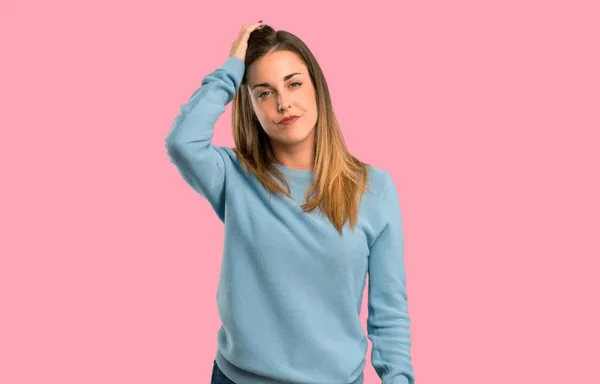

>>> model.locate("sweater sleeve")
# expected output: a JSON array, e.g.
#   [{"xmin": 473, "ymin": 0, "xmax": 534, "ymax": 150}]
[
  {"xmin": 367, "ymin": 172, "xmax": 415, "ymax": 384},
  {"xmin": 164, "ymin": 56, "xmax": 245, "ymax": 220}
]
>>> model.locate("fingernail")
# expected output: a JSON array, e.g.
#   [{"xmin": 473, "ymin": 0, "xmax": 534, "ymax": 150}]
[{"xmin": 258, "ymin": 20, "xmax": 263, "ymax": 23}]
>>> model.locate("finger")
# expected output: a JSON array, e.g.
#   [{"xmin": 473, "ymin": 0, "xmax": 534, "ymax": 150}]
[{"xmin": 243, "ymin": 21, "xmax": 263, "ymax": 32}]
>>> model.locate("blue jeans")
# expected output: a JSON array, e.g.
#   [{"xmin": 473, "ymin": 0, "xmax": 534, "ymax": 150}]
[{"xmin": 211, "ymin": 360, "xmax": 236, "ymax": 384}]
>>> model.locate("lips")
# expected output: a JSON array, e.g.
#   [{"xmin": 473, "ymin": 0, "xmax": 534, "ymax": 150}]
[{"xmin": 278, "ymin": 116, "xmax": 300, "ymax": 125}]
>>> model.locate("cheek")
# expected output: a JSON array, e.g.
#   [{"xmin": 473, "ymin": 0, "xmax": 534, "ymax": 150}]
[
  {"xmin": 254, "ymin": 105, "xmax": 272, "ymax": 121},
  {"xmin": 299, "ymin": 92, "xmax": 317, "ymax": 112},
  {"xmin": 307, "ymin": 89, "xmax": 318, "ymax": 108}
]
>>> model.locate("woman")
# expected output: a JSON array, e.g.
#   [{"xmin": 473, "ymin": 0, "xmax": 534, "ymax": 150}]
[{"xmin": 165, "ymin": 21, "xmax": 415, "ymax": 384}]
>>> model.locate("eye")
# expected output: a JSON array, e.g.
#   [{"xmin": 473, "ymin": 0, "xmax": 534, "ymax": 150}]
[{"xmin": 257, "ymin": 82, "xmax": 303, "ymax": 100}]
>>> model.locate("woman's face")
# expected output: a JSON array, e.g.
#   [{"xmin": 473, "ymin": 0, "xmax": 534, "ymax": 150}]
[{"xmin": 246, "ymin": 50, "xmax": 318, "ymax": 150}]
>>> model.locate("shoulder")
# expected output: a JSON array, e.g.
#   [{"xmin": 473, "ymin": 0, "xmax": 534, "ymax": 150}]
[
  {"xmin": 217, "ymin": 146, "xmax": 237, "ymax": 159},
  {"xmin": 211, "ymin": 146, "xmax": 265, "ymax": 179},
  {"xmin": 362, "ymin": 165, "xmax": 402, "ymax": 228},
  {"xmin": 208, "ymin": 146, "xmax": 240, "ymax": 165},
  {"xmin": 357, "ymin": 165, "xmax": 393, "ymax": 222},
  {"xmin": 365, "ymin": 164, "xmax": 394, "ymax": 199}
]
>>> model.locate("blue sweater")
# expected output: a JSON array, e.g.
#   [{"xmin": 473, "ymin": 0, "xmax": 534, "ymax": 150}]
[{"xmin": 165, "ymin": 56, "xmax": 415, "ymax": 384}]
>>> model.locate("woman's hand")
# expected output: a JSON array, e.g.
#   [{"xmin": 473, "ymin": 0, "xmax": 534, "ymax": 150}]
[{"xmin": 229, "ymin": 21, "xmax": 264, "ymax": 62}]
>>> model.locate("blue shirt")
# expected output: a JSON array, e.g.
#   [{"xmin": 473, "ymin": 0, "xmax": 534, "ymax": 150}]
[{"xmin": 165, "ymin": 56, "xmax": 415, "ymax": 384}]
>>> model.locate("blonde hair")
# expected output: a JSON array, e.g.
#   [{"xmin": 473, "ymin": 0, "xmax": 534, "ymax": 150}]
[{"xmin": 231, "ymin": 25, "xmax": 371, "ymax": 235}]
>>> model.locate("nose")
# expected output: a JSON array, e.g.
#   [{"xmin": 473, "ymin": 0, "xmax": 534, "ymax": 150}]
[{"xmin": 277, "ymin": 93, "xmax": 291, "ymax": 111}]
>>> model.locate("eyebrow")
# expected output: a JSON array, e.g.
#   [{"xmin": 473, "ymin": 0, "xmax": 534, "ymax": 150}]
[{"xmin": 251, "ymin": 73, "xmax": 303, "ymax": 90}]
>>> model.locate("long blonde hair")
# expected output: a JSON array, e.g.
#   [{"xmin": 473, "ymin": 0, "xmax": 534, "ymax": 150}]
[{"xmin": 231, "ymin": 25, "xmax": 372, "ymax": 235}]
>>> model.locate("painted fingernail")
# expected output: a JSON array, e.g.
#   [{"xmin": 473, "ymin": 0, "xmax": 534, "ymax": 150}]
[{"xmin": 258, "ymin": 20, "xmax": 263, "ymax": 23}]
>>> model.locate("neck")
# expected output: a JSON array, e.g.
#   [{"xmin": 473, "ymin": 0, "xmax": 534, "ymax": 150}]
[{"xmin": 271, "ymin": 141, "xmax": 314, "ymax": 170}]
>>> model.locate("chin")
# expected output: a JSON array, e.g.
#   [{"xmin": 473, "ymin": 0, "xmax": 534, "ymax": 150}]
[{"xmin": 282, "ymin": 127, "xmax": 315, "ymax": 142}]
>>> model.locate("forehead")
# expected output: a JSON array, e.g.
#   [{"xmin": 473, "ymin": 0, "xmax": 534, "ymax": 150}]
[{"xmin": 247, "ymin": 50, "xmax": 307, "ymax": 83}]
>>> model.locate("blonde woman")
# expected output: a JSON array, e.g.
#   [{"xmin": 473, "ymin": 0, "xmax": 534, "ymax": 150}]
[{"xmin": 165, "ymin": 21, "xmax": 415, "ymax": 384}]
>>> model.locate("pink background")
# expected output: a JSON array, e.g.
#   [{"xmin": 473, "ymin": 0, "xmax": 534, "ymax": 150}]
[{"xmin": 1, "ymin": 0, "xmax": 599, "ymax": 383}]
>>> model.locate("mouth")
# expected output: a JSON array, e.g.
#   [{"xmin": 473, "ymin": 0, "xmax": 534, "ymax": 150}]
[{"xmin": 278, "ymin": 115, "xmax": 300, "ymax": 125}]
